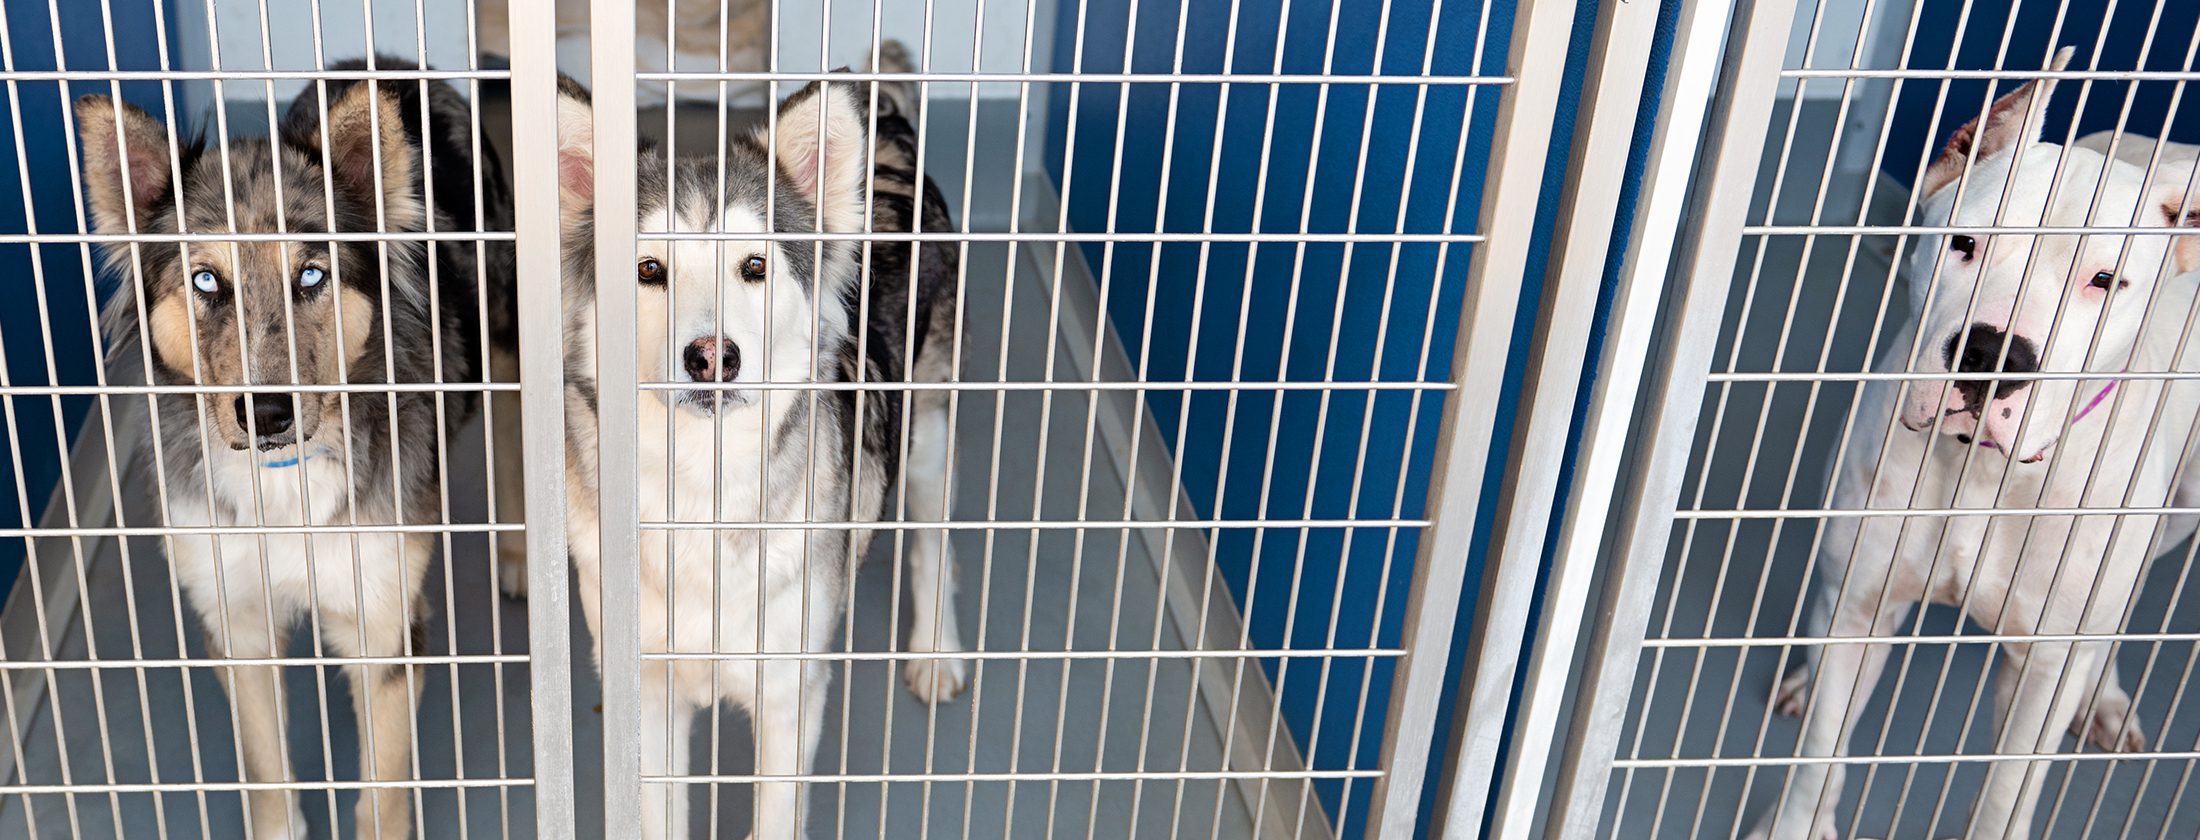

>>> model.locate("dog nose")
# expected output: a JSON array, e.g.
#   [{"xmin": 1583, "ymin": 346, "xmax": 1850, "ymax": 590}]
[
  {"xmin": 682, "ymin": 336, "xmax": 740, "ymax": 383},
  {"xmin": 1945, "ymin": 322, "xmax": 2039, "ymax": 404},
  {"xmin": 235, "ymin": 393, "xmax": 295, "ymax": 437}
]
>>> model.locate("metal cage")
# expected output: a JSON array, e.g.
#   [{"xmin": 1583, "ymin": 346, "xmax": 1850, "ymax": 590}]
[
  {"xmin": 0, "ymin": 0, "xmax": 1575, "ymax": 837},
  {"xmin": 1539, "ymin": 1, "xmax": 2200, "ymax": 838}
]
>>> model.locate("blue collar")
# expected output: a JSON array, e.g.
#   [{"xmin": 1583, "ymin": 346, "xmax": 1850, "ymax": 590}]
[{"xmin": 261, "ymin": 450, "xmax": 322, "ymax": 469}]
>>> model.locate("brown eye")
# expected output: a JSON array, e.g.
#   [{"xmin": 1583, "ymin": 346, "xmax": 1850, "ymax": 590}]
[
  {"xmin": 638, "ymin": 257, "xmax": 665, "ymax": 285},
  {"xmin": 2091, "ymin": 270, "xmax": 2126, "ymax": 290},
  {"xmin": 740, "ymin": 255, "xmax": 767, "ymax": 282},
  {"xmin": 1949, "ymin": 234, "xmax": 1977, "ymax": 261}
]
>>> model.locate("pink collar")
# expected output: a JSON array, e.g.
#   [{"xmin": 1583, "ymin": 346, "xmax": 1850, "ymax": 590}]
[
  {"xmin": 2069, "ymin": 378, "xmax": 2121, "ymax": 425},
  {"xmin": 1976, "ymin": 378, "xmax": 2119, "ymax": 452}
]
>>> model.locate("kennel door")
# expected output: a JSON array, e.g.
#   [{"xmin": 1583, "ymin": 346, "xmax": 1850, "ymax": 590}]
[{"xmin": 1544, "ymin": 0, "xmax": 2200, "ymax": 838}]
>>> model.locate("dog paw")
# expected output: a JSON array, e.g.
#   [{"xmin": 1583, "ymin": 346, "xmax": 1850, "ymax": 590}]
[
  {"xmin": 902, "ymin": 657, "xmax": 968, "ymax": 705},
  {"xmin": 2072, "ymin": 696, "xmax": 2147, "ymax": 753},
  {"xmin": 1773, "ymin": 666, "xmax": 1812, "ymax": 718},
  {"xmin": 1742, "ymin": 818, "xmax": 1838, "ymax": 840},
  {"xmin": 248, "ymin": 803, "xmax": 308, "ymax": 840},
  {"xmin": 496, "ymin": 548, "xmax": 529, "ymax": 600}
]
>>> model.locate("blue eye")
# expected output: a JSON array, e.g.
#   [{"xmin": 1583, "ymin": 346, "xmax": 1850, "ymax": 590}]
[
  {"xmin": 298, "ymin": 266, "xmax": 325, "ymax": 288},
  {"xmin": 191, "ymin": 270, "xmax": 219, "ymax": 294}
]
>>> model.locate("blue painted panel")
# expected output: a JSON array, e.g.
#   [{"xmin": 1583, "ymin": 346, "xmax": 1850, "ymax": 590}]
[
  {"xmin": 1046, "ymin": 1, "xmax": 1510, "ymax": 835},
  {"xmin": 1884, "ymin": 1, "xmax": 2200, "ymax": 186},
  {"xmin": 0, "ymin": 1, "xmax": 179, "ymax": 593}
]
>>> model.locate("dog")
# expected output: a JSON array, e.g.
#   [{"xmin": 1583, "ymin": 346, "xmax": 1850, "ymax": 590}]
[
  {"xmin": 75, "ymin": 58, "xmax": 517, "ymax": 839},
  {"xmin": 555, "ymin": 42, "xmax": 967, "ymax": 839},
  {"xmin": 1750, "ymin": 47, "xmax": 2200, "ymax": 839}
]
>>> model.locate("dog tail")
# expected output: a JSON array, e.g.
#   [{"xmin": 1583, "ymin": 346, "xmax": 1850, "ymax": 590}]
[{"xmin": 870, "ymin": 40, "xmax": 920, "ymax": 120}]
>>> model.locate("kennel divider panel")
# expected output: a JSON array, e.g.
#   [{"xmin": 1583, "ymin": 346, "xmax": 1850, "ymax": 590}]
[
  {"xmin": 0, "ymin": 2, "xmax": 578, "ymax": 838},
  {"xmin": 507, "ymin": 3, "xmax": 580, "ymax": 838},
  {"xmin": 1547, "ymin": 1, "xmax": 2200, "ymax": 837},
  {"xmin": 577, "ymin": 0, "xmax": 646, "ymax": 837},
  {"xmin": 1428, "ymin": 0, "xmax": 1682, "ymax": 833},
  {"xmin": 1539, "ymin": 0, "xmax": 1805, "ymax": 835},
  {"xmin": 1353, "ymin": 0, "xmax": 1585, "ymax": 834}
]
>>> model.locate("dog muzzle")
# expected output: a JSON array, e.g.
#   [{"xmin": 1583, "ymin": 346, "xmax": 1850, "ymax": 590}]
[{"xmin": 1970, "ymin": 378, "xmax": 2119, "ymax": 463}]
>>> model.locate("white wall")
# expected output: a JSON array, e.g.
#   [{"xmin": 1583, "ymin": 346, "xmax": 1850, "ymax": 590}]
[
  {"xmin": 1781, "ymin": 0, "xmax": 1904, "ymax": 101},
  {"xmin": 178, "ymin": 0, "xmax": 1052, "ymax": 115},
  {"xmin": 776, "ymin": 0, "xmax": 1046, "ymax": 82},
  {"xmin": 174, "ymin": 0, "xmax": 477, "ymax": 115}
]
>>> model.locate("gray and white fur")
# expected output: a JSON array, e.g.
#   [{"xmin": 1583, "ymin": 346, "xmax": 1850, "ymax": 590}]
[
  {"xmin": 555, "ymin": 42, "xmax": 965, "ymax": 840},
  {"xmin": 75, "ymin": 58, "xmax": 519, "ymax": 840}
]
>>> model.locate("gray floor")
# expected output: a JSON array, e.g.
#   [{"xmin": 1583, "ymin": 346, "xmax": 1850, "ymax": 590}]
[
  {"xmin": 0, "ymin": 96, "xmax": 1296, "ymax": 837},
  {"xmin": 1599, "ymin": 101, "xmax": 2200, "ymax": 837}
]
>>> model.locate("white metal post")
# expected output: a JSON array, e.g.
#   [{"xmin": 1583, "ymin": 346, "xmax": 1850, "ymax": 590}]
[
  {"xmin": 1540, "ymin": 0, "xmax": 1802, "ymax": 836},
  {"xmin": 1363, "ymin": 0, "xmax": 1581, "ymax": 835},
  {"xmin": 507, "ymin": 1, "xmax": 578, "ymax": 837}
]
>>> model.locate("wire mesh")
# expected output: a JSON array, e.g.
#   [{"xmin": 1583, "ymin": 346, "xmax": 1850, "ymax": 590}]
[
  {"xmin": 0, "ymin": 0, "xmax": 1528, "ymax": 838},
  {"xmin": 0, "ymin": 0, "xmax": 537, "ymax": 837},
  {"xmin": 575, "ymin": 1, "xmax": 1512, "ymax": 838},
  {"xmin": 1586, "ymin": 1, "xmax": 2200, "ymax": 838}
]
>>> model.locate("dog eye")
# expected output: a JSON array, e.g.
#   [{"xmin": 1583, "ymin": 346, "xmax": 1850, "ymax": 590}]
[
  {"xmin": 740, "ymin": 255, "xmax": 766, "ymax": 282},
  {"xmin": 2091, "ymin": 270, "xmax": 2126, "ymax": 290},
  {"xmin": 638, "ymin": 258, "xmax": 665, "ymax": 285},
  {"xmin": 296, "ymin": 266, "xmax": 324, "ymax": 289},
  {"xmin": 191, "ymin": 270, "xmax": 220, "ymax": 295},
  {"xmin": 1948, "ymin": 234, "xmax": 1977, "ymax": 261}
]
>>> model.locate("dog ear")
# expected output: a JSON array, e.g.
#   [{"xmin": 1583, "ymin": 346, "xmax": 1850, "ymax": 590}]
[
  {"xmin": 770, "ymin": 80, "xmax": 869, "ymax": 233},
  {"xmin": 310, "ymin": 82, "xmax": 422, "ymax": 230},
  {"xmin": 554, "ymin": 77, "xmax": 596, "ymax": 218},
  {"xmin": 74, "ymin": 95, "xmax": 176, "ymax": 234},
  {"xmin": 1920, "ymin": 46, "xmax": 2075, "ymax": 200}
]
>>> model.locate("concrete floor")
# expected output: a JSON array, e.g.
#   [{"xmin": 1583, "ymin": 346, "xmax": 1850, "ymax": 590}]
[
  {"xmin": 0, "ymin": 96, "xmax": 1302, "ymax": 838},
  {"xmin": 1597, "ymin": 100, "xmax": 2200, "ymax": 837}
]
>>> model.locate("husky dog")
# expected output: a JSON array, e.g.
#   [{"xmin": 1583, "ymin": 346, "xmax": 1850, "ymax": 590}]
[
  {"xmin": 75, "ymin": 59, "xmax": 516, "ymax": 839},
  {"xmin": 556, "ymin": 45, "xmax": 966, "ymax": 838},
  {"xmin": 1751, "ymin": 47, "xmax": 2200, "ymax": 840}
]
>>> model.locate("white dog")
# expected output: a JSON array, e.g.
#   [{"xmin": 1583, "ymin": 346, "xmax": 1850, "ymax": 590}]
[{"xmin": 1750, "ymin": 47, "xmax": 2200, "ymax": 839}]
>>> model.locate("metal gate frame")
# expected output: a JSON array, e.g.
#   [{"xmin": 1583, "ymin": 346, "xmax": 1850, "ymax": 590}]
[
  {"xmin": 1426, "ymin": 0, "xmax": 1686, "ymax": 833},
  {"xmin": 0, "ymin": 0, "xmax": 1637, "ymax": 836},
  {"xmin": 1364, "ymin": 0, "xmax": 1585, "ymax": 834},
  {"xmin": 515, "ymin": 1, "xmax": 1600, "ymax": 838},
  {"xmin": 1504, "ymin": 0, "xmax": 2200, "ymax": 837},
  {"xmin": 1536, "ymin": 0, "xmax": 1809, "ymax": 835},
  {"xmin": 507, "ymin": 4, "xmax": 581, "ymax": 839}
]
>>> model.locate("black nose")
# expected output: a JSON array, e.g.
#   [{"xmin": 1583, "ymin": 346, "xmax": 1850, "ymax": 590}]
[
  {"xmin": 683, "ymin": 337, "xmax": 740, "ymax": 383},
  {"xmin": 1944, "ymin": 322, "xmax": 2039, "ymax": 406},
  {"xmin": 235, "ymin": 393, "xmax": 296, "ymax": 437}
]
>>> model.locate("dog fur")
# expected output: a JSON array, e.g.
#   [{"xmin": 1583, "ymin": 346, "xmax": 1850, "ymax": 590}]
[
  {"xmin": 555, "ymin": 43, "xmax": 965, "ymax": 839},
  {"xmin": 1751, "ymin": 47, "xmax": 2200, "ymax": 840},
  {"xmin": 76, "ymin": 59, "xmax": 517, "ymax": 839}
]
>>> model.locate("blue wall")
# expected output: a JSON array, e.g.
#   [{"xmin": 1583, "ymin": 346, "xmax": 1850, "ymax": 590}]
[
  {"xmin": 1046, "ymin": 1, "xmax": 1505, "ymax": 835},
  {"xmin": 1882, "ymin": 1, "xmax": 2200, "ymax": 187},
  {"xmin": 0, "ymin": 0, "xmax": 178, "ymax": 590}
]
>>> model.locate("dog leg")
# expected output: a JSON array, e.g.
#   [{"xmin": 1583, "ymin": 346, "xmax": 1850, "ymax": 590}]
[
  {"xmin": 205, "ymin": 600, "xmax": 308, "ymax": 840},
  {"xmin": 900, "ymin": 393, "xmax": 967, "ymax": 704},
  {"xmin": 491, "ymin": 347, "xmax": 529, "ymax": 599},
  {"xmin": 1774, "ymin": 584, "xmax": 1837, "ymax": 718},
  {"xmin": 640, "ymin": 666, "xmax": 693, "ymax": 840},
  {"xmin": 325, "ymin": 593, "xmax": 423, "ymax": 840},
  {"xmin": 749, "ymin": 660, "xmax": 827, "ymax": 840},
  {"xmin": 1970, "ymin": 642, "xmax": 2102, "ymax": 839},
  {"xmin": 1748, "ymin": 606, "xmax": 1901, "ymax": 840}
]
